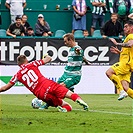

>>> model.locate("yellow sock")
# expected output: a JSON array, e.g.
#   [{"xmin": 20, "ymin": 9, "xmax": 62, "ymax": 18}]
[
  {"xmin": 127, "ymin": 88, "xmax": 133, "ymax": 98},
  {"xmin": 110, "ymin": 74, "xmax": 123, "ymax": 91}
]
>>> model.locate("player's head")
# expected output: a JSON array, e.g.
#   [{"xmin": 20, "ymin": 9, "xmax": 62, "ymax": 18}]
[
  {"xmin": 17, "ymin": 55, "xmax": 28, "ymax": 66},
  {"xmin": 63, "ymin": 33, "xmax": 75, "ymax": 47},
  {"xmin": 124, "ymin": 20, "xmax": 133, "ymax": 36}
]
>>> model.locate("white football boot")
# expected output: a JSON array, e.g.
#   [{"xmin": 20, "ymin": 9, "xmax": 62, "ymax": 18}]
[{"xmin": 118, "ymin": 90, "xmax": 128, "ymax": 100}]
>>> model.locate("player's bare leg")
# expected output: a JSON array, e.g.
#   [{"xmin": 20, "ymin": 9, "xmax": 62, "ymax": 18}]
[{"xmin": 106, "ymin": 68, "xmax": 128, "ymax": 100}]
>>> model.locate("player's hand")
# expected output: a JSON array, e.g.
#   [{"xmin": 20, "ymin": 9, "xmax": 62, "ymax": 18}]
[
  {"xmin": 59, "ymin": 82, "xmax": 66, "ymax": 87},
  {"xmin": 84, "ymin": 60, "xmax": 91, "ymax": 65},
  {"xmin": 42, "ymin": 53, "xmax": 48, "ymax": 59},
  {"xmin": 110, "ymin": 46, "xmax": 121, "ymax": 54},
  {"xmin": 83, "ymin": 56, "xmax": 91, "ymax": 65},
  {"xmin": 109, "ymin": 38, "xmax": 117, "ymax": 45}
]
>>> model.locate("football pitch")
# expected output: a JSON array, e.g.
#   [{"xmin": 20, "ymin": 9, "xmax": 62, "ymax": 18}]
[{"xmin": 0, "ymin": 94, "xmax": 132, "ymax": 133}]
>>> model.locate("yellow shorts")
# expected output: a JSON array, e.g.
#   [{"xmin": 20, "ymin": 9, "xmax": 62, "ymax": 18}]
[{"xmin": 111, "ymin": 62, "xmax": 131, "ymax": 83}]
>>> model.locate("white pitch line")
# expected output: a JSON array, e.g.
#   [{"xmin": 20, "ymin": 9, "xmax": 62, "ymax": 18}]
[{"xmin": 73, "ymin": 109, "xmax": 132, "ymax": 116}]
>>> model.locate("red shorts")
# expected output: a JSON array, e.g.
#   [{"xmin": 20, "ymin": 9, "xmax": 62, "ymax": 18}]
[{"xmin": 37, "ymin": 79, "xmax": 69, "ymax": 107}]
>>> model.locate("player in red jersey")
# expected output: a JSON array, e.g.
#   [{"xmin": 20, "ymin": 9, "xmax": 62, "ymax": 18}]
[{"xmin": 0, "ymin": 55, "xmax": 88, "ymax": 112}]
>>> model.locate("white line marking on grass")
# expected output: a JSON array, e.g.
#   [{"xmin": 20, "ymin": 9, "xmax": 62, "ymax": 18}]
[{"xmin": 73, "ymin": 109, "xmax": 132, "ymax": 116}]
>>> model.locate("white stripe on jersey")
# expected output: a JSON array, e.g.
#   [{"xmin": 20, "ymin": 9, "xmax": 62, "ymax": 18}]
[
  {"xmin": 67, "ymin": 61, "xmax": 83, "ymax": 66},
  {"xmin": 64, "ymin": 70, "xmax": 82, "ymax": 75},
  {"xmin": 10, "ymin": 74, "xmax": 18, "ymax": 83}
]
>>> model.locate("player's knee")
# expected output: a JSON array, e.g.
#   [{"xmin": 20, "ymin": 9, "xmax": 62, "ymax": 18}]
[
  {"xmin": 105, "ymin": 70, "xmax": 110, "ymax": 77},
  {"xmin": 106, "ymin": 68, "xmax": 114, "ymax": 78},
  {"xmin": 65, "ymin": 90, "xmax": 73, "ymax": 98},
  {"xmin": 60, "ymin": 82, "xmax": 66, "ymax": 87}
]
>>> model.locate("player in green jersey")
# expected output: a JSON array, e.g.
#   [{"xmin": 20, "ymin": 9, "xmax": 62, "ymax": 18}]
[{"xmin": 39, "ymin": 33, "xmax": 90, "ymax": 110}]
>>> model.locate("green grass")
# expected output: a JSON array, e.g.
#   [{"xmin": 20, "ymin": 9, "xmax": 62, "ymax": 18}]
[{"xmin": 0, "ymin": 94, "xmax": 132, "ymax": 133}]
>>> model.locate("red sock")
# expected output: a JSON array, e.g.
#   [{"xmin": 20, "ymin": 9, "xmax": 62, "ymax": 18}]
[
  {"xmin": 62, "ymin": 105, "xmax": 72, "ymax": 112},
  {"xmin": 70, "ymin": 93, "xmax": 81, "ymax": 101}
]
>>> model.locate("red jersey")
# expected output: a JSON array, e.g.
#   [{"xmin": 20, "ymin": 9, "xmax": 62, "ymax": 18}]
[{"xmin": 10, "ymin": 60, "xmax": 54, "ymax": 98}]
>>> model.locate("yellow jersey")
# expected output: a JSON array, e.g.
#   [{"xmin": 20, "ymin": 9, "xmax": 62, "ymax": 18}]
[{"xmin": 119, "ymin": 34, "xmax": 133, "ymax": 67}]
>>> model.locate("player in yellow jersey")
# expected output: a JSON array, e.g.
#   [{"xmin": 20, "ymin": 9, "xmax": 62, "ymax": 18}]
[{"xmin": 106, "ymin": 20, "xmax": 133, "ymax": 100}]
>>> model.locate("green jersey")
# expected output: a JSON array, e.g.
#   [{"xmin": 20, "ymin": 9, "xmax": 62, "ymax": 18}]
[
  {"xmin": 109, "ymin": 0, "xmax": 114, "ymax": 13},
  {"xmin": 64, "ymin": 45, "xmax": 83, "ymax": 76}
]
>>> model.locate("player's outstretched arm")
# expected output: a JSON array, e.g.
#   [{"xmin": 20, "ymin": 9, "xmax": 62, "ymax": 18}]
[
  {"xmin": 109, "ymin": 38, "xmax": 118, "ymax": 45},
  {"xmin": 75, "ymin": 48, "xmax": 91, "ymax": 65},
  {"xmin": 83, "ymin": 56, "xmax": 91, "ymax": 65},
  {"xmin": 0, "ymin": 82, "xmax": 14, "ymax": 93},
  {"xmin": 42, "ymin": 54, "xmax": 52, "ymax": 64},
  {"xmin": 115, "ymin": 40, "xmax": 133, "ymax": 47},
  {"xmin": 110, "ymin": 38, "xmax": 133, "ymax": 47}
]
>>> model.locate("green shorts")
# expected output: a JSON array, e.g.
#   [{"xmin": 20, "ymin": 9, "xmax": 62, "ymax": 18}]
[{"xmin": 57, "ymin": 72, "xmax": 81, "ymax": 89}]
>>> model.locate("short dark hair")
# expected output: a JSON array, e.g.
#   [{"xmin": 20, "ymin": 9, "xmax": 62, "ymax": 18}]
[
  {"xmin": 125, "ymin": 20, "xmax": 133, "ymax": 26},
  {"xmin": 17, "ymin": 55, "xmax": 27, "ymax": 65},
  {"xmin": 111, "ymin": 13, "xmax": 118, "ymax": 17},
  {"xmin": 15, "ymin": 16, "xmax": 22, "ymax": 20},
  {"xmin": 27, "ymin": 27, "xmax": 33, "ymax": 30},
  {"xmin": 83, "ymin": 30, "xmax": 88, "ymax": 32}
]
